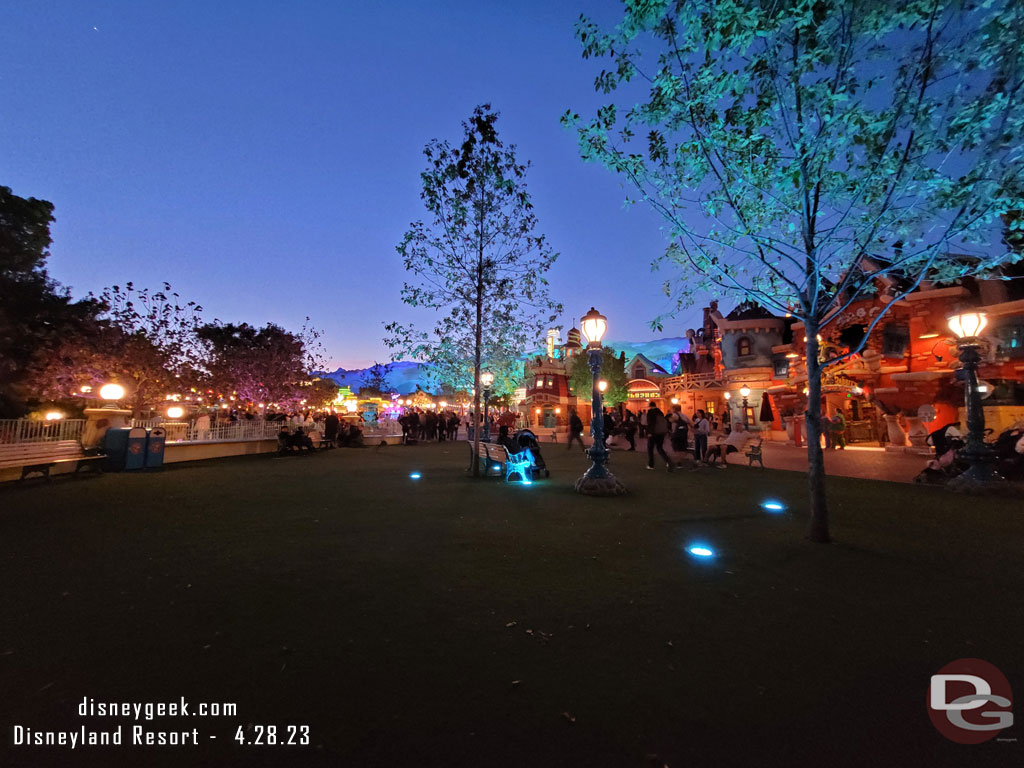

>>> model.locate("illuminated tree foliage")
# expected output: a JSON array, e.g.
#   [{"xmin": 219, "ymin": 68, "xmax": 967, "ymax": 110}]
[
  {"xmin": 566, "ymin": 0, "xmax": 1024, "ymax": 541},
  {"xmin": 93, "ymin": 282, "xmax": 205, "ymax": 415},
  {"xmin": 196, "ymin": 321, "xmax": 320, "ymax": 411},
  {"xmin": 567, "ymin": 347, "xmax": 629, "ymax": 407},
  {"xmin": 385, "ymin": 105, "xmax": 561, "ymax": 474}
]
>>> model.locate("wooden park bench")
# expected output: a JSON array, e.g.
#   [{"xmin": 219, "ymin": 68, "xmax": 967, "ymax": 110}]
[
  {"xmin": 466, "ymin": 440, "xmax": 534, "ymax": 482},
  {"xmin": 745, "ymin": 437, "xmax": 765, "ymax": 467},
  {"xmin": 0, "ymin": 440, "xmax": 105, "ymax": 482}
]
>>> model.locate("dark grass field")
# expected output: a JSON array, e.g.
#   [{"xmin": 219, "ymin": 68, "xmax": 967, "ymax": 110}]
[{"xmin": 0, "ymin": 441, "xmax": 1021, "ymax": 767}]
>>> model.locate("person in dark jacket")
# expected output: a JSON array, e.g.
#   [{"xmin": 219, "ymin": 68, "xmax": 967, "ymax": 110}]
[
  {"xmin": 646, "ymin": 401, "xmax": 672, "ymax": 471},
  {"xmin": 602, "ymin": 408, "xmax": 615, "ymax": 449},
  {"xmin": 623, "ymin": 410, "xmax": 637, "ymax": 451},
  {"xmin": 324, "ymin": 413, "xmax": 340, "ymax": 446},
  {"xmin": 567, "ymin": 408, "xmax": 585, "ymax": 451}
]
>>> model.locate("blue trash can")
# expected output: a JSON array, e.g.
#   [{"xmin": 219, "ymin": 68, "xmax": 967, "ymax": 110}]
[
  {"xmin": 102, "ymin": 428, "xmax": 131, "ymax": 471},
  {"xmin": 145, "ymin": 427, "xmax": 167, "ymax": 469},
  {"xmin": 124, "ymin": 427, "xmax": 148, "ymax": 471}
]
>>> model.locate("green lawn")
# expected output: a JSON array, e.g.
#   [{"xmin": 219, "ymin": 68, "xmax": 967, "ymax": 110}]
[{"xmin": 1, "ymin": 442, "xmax": 1021, "ymax": 767}]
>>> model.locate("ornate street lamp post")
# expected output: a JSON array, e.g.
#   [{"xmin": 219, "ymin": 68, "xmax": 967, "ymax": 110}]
[
  {"xmin": 947, "ymin": 311, "xmax": 1004, "ymax": 490},
  {"xmin": 480, "ymin": 371, "xmax": 494, "ymax": 441},
  {"xmin": 740, "ymin": 386, "xmax": 751, "ymax": 429},
  {"xmin": 575, "ymin": 308, "xmax": 626, "ymax": 496}
]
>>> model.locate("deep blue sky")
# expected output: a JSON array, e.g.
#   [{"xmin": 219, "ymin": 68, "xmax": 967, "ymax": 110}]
[{"xmin": 1, "ymin": 0, "xmax": 702, "ymax": 368}]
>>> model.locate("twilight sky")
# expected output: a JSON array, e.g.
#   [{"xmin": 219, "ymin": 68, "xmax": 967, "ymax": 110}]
[{"xmin": 1, "ymin": 0, "xmax": 705, "ymax": 369}]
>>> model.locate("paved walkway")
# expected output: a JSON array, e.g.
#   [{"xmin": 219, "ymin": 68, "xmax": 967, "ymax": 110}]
[
  {"xmin": 597, "ymin": 435, "xmax": 929, "ymax": 483},
  {"xmin": 473, "ymin": 429, "xmax": 929, "ymax": 484},
  {"xmin": 752, "ymin": 442, "xmax": 927, "ymax": 483}
]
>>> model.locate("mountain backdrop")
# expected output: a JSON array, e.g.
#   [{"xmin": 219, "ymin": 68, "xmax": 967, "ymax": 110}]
[{"xmin": 319, "ymin": 338, "xmax": 687, "ymax": 395}]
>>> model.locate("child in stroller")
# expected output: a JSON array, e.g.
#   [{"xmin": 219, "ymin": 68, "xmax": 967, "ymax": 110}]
[{"xmin": 513, "ymin": 429, "xmax": 550, "ymax": 478}]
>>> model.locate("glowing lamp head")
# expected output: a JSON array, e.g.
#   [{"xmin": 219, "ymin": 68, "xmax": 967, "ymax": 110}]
[
  {"xmin": 480, "ymin": 371, "xmax": 494, "ymax": 388},
  {"xmin": 947, "ymin": 311, "xmax": 988, "ymax": 341},
  {"xmin": 440, "ymin": 401, "xmax": 447, "ymax": 408},
  {"xmin": 45, "ymin": 411, "xmax": 64, "ymax": 421},
  {"xmin": 723, "ymin": 392, "xmax": 731, "ymax": 401},
  {"xmin": 580, "ymin": 307, "xmax": 607, "ymax": 347},
  {"xmin": 555, "ymin": 407, "xmax": 561, "ymax": 414},
  {"xmin": 80, "ymin": 385, "xmax": 93, "ymax": 394},
  {"xmin": 409, "ymin": 472, "xmax": 421, "ymax": 480},
  {"xmin": 535, "ymin": 408, "xmax": 541, "ymax": 415},
  {"xmin": 671, "ymin": 397, "xmax": 679, "ymax": 405},
  {"xmin": 740, "ymin": 386, "xmax": 751, "ymax": 398},
  {"xmin": 99, "ymin": 383, "xmax": 125, "ymax": 402},
  {"xmin": 598, "ymin": 380, "xmax": 608, "ymax": 393},
  {"xmin": 166, "ymin": 406, "xmax": 185, "ymax": 420}
]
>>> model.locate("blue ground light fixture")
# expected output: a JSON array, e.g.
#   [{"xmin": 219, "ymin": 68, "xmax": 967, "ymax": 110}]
[
  {"xmin": 409, "ymin": 472, "xmax": 422, "ymax": 480},
  {"xmin": 761, "ymin": 500, "xmax": 787, "ymax": 513},
  {"xmin": 686, "ymin": 544, "xmax": 715, "ymax": 559}
]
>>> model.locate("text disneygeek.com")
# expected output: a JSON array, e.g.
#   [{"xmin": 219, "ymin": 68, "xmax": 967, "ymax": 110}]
[{"xmin": 10, "ymin": 697, "xmax": 310, "ymax": 750}]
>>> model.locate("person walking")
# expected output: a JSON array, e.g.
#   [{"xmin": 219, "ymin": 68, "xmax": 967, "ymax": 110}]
[
  {"xmin": 669, "ymin": 405, "xmax": 691, "ymax": 466},
  {"xmin": 694, "ymin": 409, "xmax": 711, "ymax": 462},
  {"xmin": 623, "ymin": 410, "xmax": 637, "ymax": 451},
  {"xmin": 646, "ymin": 401, "xmax": 672, "ymax": 471},
  {"xmin": 831, "ymin": 408, "xmax": 847, "ymax": 450},
  {"xmin": 567, "ymin": 408, "xmax": 585, "ymax": 451},
  {"xmin": 602, "ymin": 408, "xmax": 615, "ymax": 449}
]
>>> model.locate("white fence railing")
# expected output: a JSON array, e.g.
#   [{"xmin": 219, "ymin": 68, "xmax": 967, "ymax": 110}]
[
  {"xmin": 133, "ymin": 420, "xmax": 283, "ymax": 443},
  {"xmin": 0, "ymin": 419, "xmax": 86, "ymax": 444}
]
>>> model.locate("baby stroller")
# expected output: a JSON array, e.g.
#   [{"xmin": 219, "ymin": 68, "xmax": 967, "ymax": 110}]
[{"xmin": 514, "ymin": 429, "xmax": 550, "ymax": 478}]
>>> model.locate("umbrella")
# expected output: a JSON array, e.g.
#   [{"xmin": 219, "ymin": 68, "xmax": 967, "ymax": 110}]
[{"xmin": 759, "ymin": 392, "xmax": 774, "ymax": 424}]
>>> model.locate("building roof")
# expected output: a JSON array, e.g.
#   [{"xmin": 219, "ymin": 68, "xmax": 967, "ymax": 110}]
[
  {"xmin": 725, "ymin": 301, "xmax": 779, "ymax": 321},
  {"xmin": 626, "ymin": 353, "xmax": 668, "ymax": 376}
]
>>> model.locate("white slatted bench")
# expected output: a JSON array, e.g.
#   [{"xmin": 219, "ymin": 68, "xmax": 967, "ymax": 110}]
[{"xmin": 0, "ymin": 440, "xmax": 104, "ymax": 481}]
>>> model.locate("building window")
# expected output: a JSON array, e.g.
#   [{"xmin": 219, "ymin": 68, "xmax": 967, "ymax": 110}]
[
  {"xmin": 773, "ymin": 357, "xmax": 790, "ymax": 377},
  {"xmin": 633, "ymin": 364, "xmax": 645, "ymax": 379},
  {"xmin": 882, "ymin": 325, "xmax": 910, "ymax": 358},
  {"xmin": 737, "ymin": 336, "xmax": 753, "ymax": 357},
  {"xmin": 705, "ymin": 400, "xmax": 715, "ymax": 414},
  {"xmin": 546, "ymin": 378, "xmax": 554, "ymax": 388}
]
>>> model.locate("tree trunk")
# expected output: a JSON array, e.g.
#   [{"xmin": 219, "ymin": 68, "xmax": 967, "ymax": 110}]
[
  {"xmin": 470, "ymin": 242, "xmax": 485, "ymax": 478},
  {"xmin": 804, "ymin": 327, "xmax": 830, "ymax": 543}
]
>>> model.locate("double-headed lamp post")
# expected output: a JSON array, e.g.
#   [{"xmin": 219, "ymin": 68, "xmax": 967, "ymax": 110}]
[
  {"xmin": 480, "ymin": 371, "xmax": 494, "ymax": 441},
  {"xmin": 740, "ymin": 386, "xmax": 751, "ymax": 429},
  {"xmin": 575, "ymin": 308, "xmax": 626, "ymax": 496},
  {"xmin": 947, "ymin": 311, "xmax": 1003, "ymax": 489}
]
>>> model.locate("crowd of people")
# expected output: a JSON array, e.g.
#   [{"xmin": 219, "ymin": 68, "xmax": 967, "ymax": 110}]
[
  {"xmin": 398, "ymin": 409, "xmax": 461, "ymax": 443},
  {"xmin": 563, "ymin": 400, "xmax": 755, "ymax": 471}
]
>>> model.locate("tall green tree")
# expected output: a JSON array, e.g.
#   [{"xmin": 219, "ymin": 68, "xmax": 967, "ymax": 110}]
[
  {"xmin": 566, "ymin": 0, "xmax": 1024, "ymax": 541},
  {"xmin": 385, "ymin": 105, "xmax": 561, "ymax": 474},
  {"xmin": 0, "ymin": 186, "xmax": 104, "ymax": 416},
  {"xmin": 567, "ymin": 347, "xmax": 629, "ymax": 408}
]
